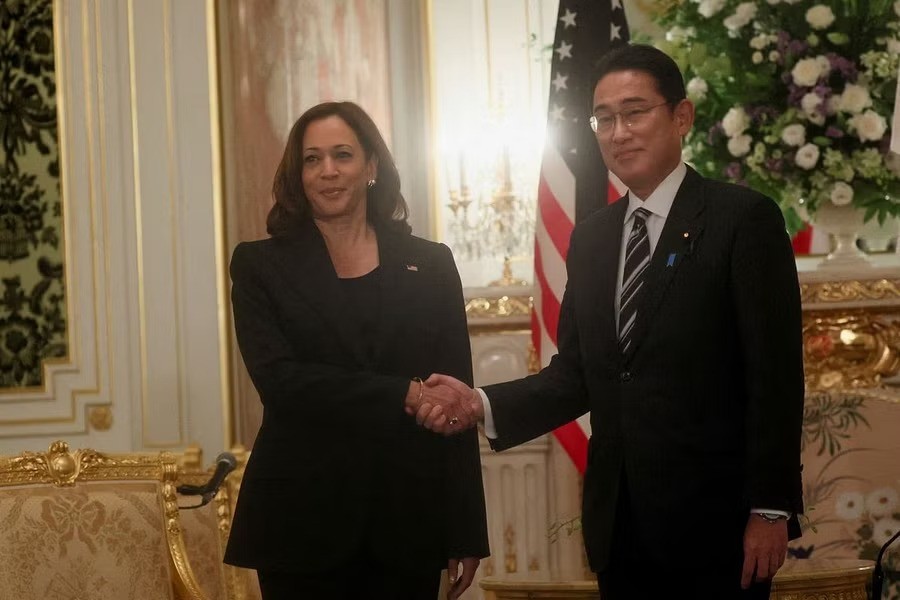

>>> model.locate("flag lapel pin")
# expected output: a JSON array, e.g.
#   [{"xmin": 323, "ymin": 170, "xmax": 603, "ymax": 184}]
[{"xmin": 406, "ymin": 264, "xmax": 419, "ymax": 272}]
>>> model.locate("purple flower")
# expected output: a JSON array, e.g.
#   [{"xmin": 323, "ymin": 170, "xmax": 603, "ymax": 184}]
[
  {"xmin": 725, "ymin": 162, "xmax": 743, "ymax": 180},
  {"xmin": 826, "ymin": 53, "xmax": 858, "ymax": 81},
  {"xmin": 708, "ymin": 123, "xmax": 724, "ymax": 145},
  {"xmin": 765, "ymin": 158, "xmax": 785, "ymax": 173},
  {"xmin": 825, "ymin": 126, "xmax": 844, "ymax": 138}
]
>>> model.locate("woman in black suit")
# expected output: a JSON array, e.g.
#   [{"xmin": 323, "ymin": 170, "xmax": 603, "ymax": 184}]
[{"xmin": 223, "ymin": 101, "xmax": 489, "ymax": 599}]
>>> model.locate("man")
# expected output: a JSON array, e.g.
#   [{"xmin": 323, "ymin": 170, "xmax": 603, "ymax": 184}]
[{"xmin": 419, "ymin": 44, "xmax": 804, "ymax": 599}]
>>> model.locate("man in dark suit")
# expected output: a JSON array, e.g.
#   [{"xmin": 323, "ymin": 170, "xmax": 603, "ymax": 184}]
[{"xmin": 422, "ymin": 44, "xmax": 804, "ymax": 599}]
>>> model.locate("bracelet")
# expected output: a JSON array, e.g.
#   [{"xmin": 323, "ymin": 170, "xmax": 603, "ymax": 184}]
[
  {"xmin": 755, "ymin": 512, "xmax": 789, "ymax": 524},
  {"xmin": 412, "ymin": 377, "xmax": 424, "ymax": 403}
]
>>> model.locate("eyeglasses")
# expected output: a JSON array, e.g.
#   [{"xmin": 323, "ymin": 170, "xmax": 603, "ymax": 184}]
[{"xmin": 589, "ymin": 101, "xmax": 670, "ymax": 135}]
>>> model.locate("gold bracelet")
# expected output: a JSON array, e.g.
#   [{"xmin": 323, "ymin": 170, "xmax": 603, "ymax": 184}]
[{"xmin": 412, "ymin": 377, "xmax": 424, "ymax": 403}]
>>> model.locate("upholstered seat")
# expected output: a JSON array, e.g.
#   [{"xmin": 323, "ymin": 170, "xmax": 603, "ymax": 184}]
[{"xmin": 0, "ymin": 441, "xmax": 207, "ymax": 600}]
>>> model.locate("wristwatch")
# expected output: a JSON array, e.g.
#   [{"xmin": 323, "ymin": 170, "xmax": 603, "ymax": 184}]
[{"xmin": 756, "ymin": 512, "xmax": 790, "ymax": 524}]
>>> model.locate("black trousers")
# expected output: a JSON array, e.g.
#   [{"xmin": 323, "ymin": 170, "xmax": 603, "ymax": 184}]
[
  {"xmin": 596, "ymin": 474, "xmax": 772, "ymax": 600},
  {"xmin": 256, "ymin": 552, "xmax": 442, "ymax": 600}
]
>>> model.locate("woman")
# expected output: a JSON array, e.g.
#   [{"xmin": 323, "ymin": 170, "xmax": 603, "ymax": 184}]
[{"xmin": 224, "ymin": 101, "xmax": 489, "ymax": 600}]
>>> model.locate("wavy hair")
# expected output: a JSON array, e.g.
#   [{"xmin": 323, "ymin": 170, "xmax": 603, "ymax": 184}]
[{"xmin": 267, "ymin": 101, "xmax": 411, "ymax": 236}]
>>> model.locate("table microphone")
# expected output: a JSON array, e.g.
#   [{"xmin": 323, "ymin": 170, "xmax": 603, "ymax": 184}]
[{"xmin": 176, "ymin": 452, "xmax": 238, "ymax": 508}]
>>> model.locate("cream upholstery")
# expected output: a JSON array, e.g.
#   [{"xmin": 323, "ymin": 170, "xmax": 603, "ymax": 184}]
[{"xmin": 0, "ymin": 441, "xmax": 207, "ymax": 600}]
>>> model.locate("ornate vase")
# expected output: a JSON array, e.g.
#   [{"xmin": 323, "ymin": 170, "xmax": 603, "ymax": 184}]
[{"xmin": 806, "ymin": 201, "xmax": 898, "ymax": 270}]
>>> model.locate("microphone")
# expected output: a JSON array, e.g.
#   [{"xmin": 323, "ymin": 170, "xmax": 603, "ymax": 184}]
[
  {"xmin": 872, "ymin": 526, "xmax": 900, "ymax": 599},
  {"xmin": 177, "ymin": 452, "xmax": 238, "ymax": 508}
]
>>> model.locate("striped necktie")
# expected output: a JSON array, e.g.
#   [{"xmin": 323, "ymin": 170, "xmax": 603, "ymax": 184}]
[{"xmin": 619, "ymin": 207, "xmax": 651, "ymax": 353}]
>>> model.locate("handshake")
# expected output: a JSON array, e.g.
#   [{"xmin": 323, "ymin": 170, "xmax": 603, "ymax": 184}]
[{"xmin": 404, "ymin": 374, "xmax": 483, "ymax": 435}]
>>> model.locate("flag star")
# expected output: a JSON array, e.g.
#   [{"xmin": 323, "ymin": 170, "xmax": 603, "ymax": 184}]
[
  {"xmin": 612, "ymin": 0, "xmax": 623, "ymax": 9},
  {"xmin": 611, "ymin": 23, "xmax": 622, "ymax": 40},
  {"xmin": 554, "ymin": 40, "xmax": 573, "ymax": 60},
  {"xmin": 550, "ymin": 104, "xmax": 566, "ymax": 121},
  {"xmin": 552, "ymin": 72, "xmax": 569, "ymax": 92},
  {"xmin": 560, "ymin": 8, "xmax": 577, "ymax": 28}
]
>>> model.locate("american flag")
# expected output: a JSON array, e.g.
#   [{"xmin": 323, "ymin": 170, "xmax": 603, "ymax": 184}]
[{"xmin": 532, "ymin": 0, "xmax": 629, "ymax": 474}]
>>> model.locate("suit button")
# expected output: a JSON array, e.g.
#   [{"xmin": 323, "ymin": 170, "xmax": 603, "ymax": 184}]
[{"xmin": 619, "ymin": 371, "xmax": 632, "ymax": 382}]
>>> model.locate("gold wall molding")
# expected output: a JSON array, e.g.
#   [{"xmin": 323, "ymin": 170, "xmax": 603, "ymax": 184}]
[
  {"xmin": 89, "ymin": 406, "xmax": 113, "ymax": 431},
  {"xmin": 803, "ymin": 312, "xmax": 900, "ymax": 391},
  {"xmin": 800, "ymin": 279, "xmax": 900, "ymax": 304}
]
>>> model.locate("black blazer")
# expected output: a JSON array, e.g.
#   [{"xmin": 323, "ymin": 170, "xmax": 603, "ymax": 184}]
[
  {"xmin": 224, "ymin": 221, "xmax": 489, "ymax": 573},
  {"xmin": 485, "ymin": 167, "xmax": 804, "ymax": 571}
]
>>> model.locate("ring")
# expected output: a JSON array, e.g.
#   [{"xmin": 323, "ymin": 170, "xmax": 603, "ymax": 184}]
[{"xmin": 448, "ymin": 417, "xmax": 459, "ymax": 426}]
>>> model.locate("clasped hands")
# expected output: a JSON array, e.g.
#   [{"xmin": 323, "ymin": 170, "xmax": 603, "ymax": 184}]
[{"xmin": 404, "ymin": 374, "xmax": 482, "ymax": 435}]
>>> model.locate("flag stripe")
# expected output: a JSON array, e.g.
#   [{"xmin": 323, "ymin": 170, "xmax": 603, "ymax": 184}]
[{"xmin": 532, "ymin": 0, "xmax": 630, "ymax": 475}]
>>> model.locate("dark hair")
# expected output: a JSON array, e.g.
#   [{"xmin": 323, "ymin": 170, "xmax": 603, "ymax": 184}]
[
  {"xmin": 267, "ymin": 101, "xmax": 411, "ymax": 236},
  {"xmin": 593, "ymin": 43, "xmax": 686, "ymax": 106}
]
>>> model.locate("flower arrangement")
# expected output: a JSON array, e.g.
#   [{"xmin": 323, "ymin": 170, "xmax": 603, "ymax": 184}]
[{"xmin": 652, "ymin": 0, "xmax": 900, "ymax": 234}]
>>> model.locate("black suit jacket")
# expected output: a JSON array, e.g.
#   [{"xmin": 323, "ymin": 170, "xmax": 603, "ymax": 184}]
[
  {"xmin": 224, "ymin": 221, "xmax": 489, "ymax": 573},
  {"xmin": 485, "ymin": 167, "xmax": 804, "ymax": 571}
]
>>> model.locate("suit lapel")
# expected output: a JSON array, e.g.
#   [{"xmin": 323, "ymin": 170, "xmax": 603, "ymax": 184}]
[
  {"xmin": 623, "ymin": 168, "xmax": 706, "ymax": 362},
  {"xmin": 371, "ymin": 226, "xmax": 407, "ymax": 365},
  {"xmin": 585, "ymin": 198, "xmax": 628, "ymax": 362},
  {"xmin": 271, "ymin": 221, "xmax": 369, "ymax": 365}
]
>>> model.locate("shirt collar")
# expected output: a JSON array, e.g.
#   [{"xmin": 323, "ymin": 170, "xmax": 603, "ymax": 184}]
[{"xmin": 625, "ymin": 162, "xmax": 687, "ymax": 221}]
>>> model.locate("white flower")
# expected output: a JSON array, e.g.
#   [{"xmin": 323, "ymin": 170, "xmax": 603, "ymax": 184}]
[
  {"xmin": 801, "ymin": 92, "xmax": 823, "ymax": 117},
  {"xmin": 873, "ymin": 518, "xmax": 900, "ymax": 546},
  {"xmin": 830, "ymin": 182, "xmax": 854, "ymax": 206},
  {"xmin": 769, "ymin": 50, "xmax": 781, "ymax": 62},
  {"xmin": 807, "ymin": 112, "xmax": 826, "ymax": 126},
  {"xmin": 766, "ymin": 0, "xmax": 781, "ymax": 4},
  {"xmin": 666, "ymin": 26, "xmax": 696, "ymax": 42},
  {"xmin": 781, "ymin": 124, "xmax": 806, "ymax": 147},
  {"xmin": 750, "ymin": 34, "xmax": 770, "ymax": 49},
  {"xmin": 722, "ymin": 106, "xmax": 750, "ymax": 137},
  {"xmin": 838, "ymin": 84, "xmax": 873, "ymax": 114},
  {"xmin": 698, "ymin": 0, "xmax": 726, "ymax": 17},
  {"xmin": 795, "ymin": 143, "xmax": 821, "ymax": 169},
  {"xmin": 887, "ymin": 38, "xmax": 900, "ymax": 55},
  {"xmin": 849, "ymin": 110, "xmax": 888, "ymax": 142},
  {"xmin": 866, "ymin": 487, "xmax": 899, "ymax": 517},
  {"xmin": 687, "ymin": 77, "xmax": 709, "ymax": 101},
  {"xmin": 724, "ymin": 2, "xmax": 757, "ymax": 30},
  {"xmin": 805, "ymin": 5, "xmax": 836, "ymax": 29},
  {"xmin": 835, "ymin": 491, "xmax": 865, "ymax": 520},
  {"xmin": 728, "ymin": 134, "xmax": 753, "ymax": 157},
  {"xmin": 752, "ymin": 51, "xmax": 763, "ymax": 64},
  {"xmin": 895, "ymin": 0, "xmax": 900, "ymax": 17},
  {"xmin": 792, "ymin": 57, "xmax": 826, "ymax": 86},
  {"xmin": 826, "ymin": 95, "xmax": 841, "ymax": 115}
]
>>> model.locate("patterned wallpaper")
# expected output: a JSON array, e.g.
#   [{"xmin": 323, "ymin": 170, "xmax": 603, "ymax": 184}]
[{"xmin": 0, "ymin": 0, "xmax": 67, "ymax": 388}]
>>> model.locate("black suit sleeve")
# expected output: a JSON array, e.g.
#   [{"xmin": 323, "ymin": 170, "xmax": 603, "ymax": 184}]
[
  {"xmin": 230, "ymin": 243, "xmax": 410, "ymax": 435},
  {"xmin": 730, "ymin": 198, "xmax": 805, "ymax": 514},
  {"xmin": 485, "ymin": 232, "xmax": 590, "ymax": 451},
  {"xmin": 432, "ymin": 244, "xmax": 490, "ymax": 558}
]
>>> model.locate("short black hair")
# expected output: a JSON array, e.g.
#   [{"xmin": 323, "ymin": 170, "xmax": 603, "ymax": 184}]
[{"xmin": 594, "ymin": 43, "xmax": 686, "ymax": 106}]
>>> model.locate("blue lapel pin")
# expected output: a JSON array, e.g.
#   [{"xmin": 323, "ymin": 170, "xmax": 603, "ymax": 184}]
[{"xmin": 666, "ymin": 253, "xmax": 677, "ymax": 267}]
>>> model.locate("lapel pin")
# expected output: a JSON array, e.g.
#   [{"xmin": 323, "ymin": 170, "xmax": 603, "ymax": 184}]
[
  {"xmin": 406, "ymin": 264, "xmax": 419, "ymax": 271},
  {"xmin": 683, "ymin": 232, "xmax": 690, "ymax": 239},
  {"xmin": 666, "ymin": 253, "xmax": 677, "ymax": 267}
]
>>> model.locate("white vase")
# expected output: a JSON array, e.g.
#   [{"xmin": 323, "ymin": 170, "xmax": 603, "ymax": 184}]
[{"xmin": 807, "ymin": 202, "xmax": 874, "ymax": 270}]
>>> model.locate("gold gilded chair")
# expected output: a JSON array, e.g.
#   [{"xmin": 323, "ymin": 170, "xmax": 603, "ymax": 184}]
[
  {"xmin": 177, "ymin": 445, "xmax": 261, "ymax": 600},
  {"xmin": 0, "ymin": 441, "xmax": 207, "ymax": 600}
]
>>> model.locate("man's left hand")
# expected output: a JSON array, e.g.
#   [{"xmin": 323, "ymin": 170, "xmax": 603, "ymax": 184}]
[{"xmin": 741, "ymin": 514, "xmax": 788, "ymax": 589}]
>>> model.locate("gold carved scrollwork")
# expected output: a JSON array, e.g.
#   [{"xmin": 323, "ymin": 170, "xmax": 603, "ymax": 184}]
[
  {"xmin": 89, "ymin": 406, "xmax": 113, "ymax": 431},
  {"xmin": 800, "ymin": 279, "xmax": 900, "ymax": 304},
  {"xmin": 0, "ymin": 440, "xmax": 142, "ymax": 486},
  {"xmin": 465, "ymin": 295, "xmax": 532, "ymax": 319},
  {"xmin": 803, "ymin": 313, "xmax": 900, "ymax": 391},
  {"xmin": 504, "ymin": 524, "xmax": 517, "ymax": 573}
]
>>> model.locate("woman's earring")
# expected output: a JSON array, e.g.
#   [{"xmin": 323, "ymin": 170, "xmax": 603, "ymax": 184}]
[{"xmin": 367, "ymin": 179, "xmax": 376, "ymax": 188}]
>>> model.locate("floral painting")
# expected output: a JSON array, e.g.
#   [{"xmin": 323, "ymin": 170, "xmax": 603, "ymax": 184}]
[
  {"xmin": 0, "ymin": 0, "xmax": 67, "ymax": 388},
  {"xmin": 793, "ymin": 391, "xmax": 900, "ymax": 599}
]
